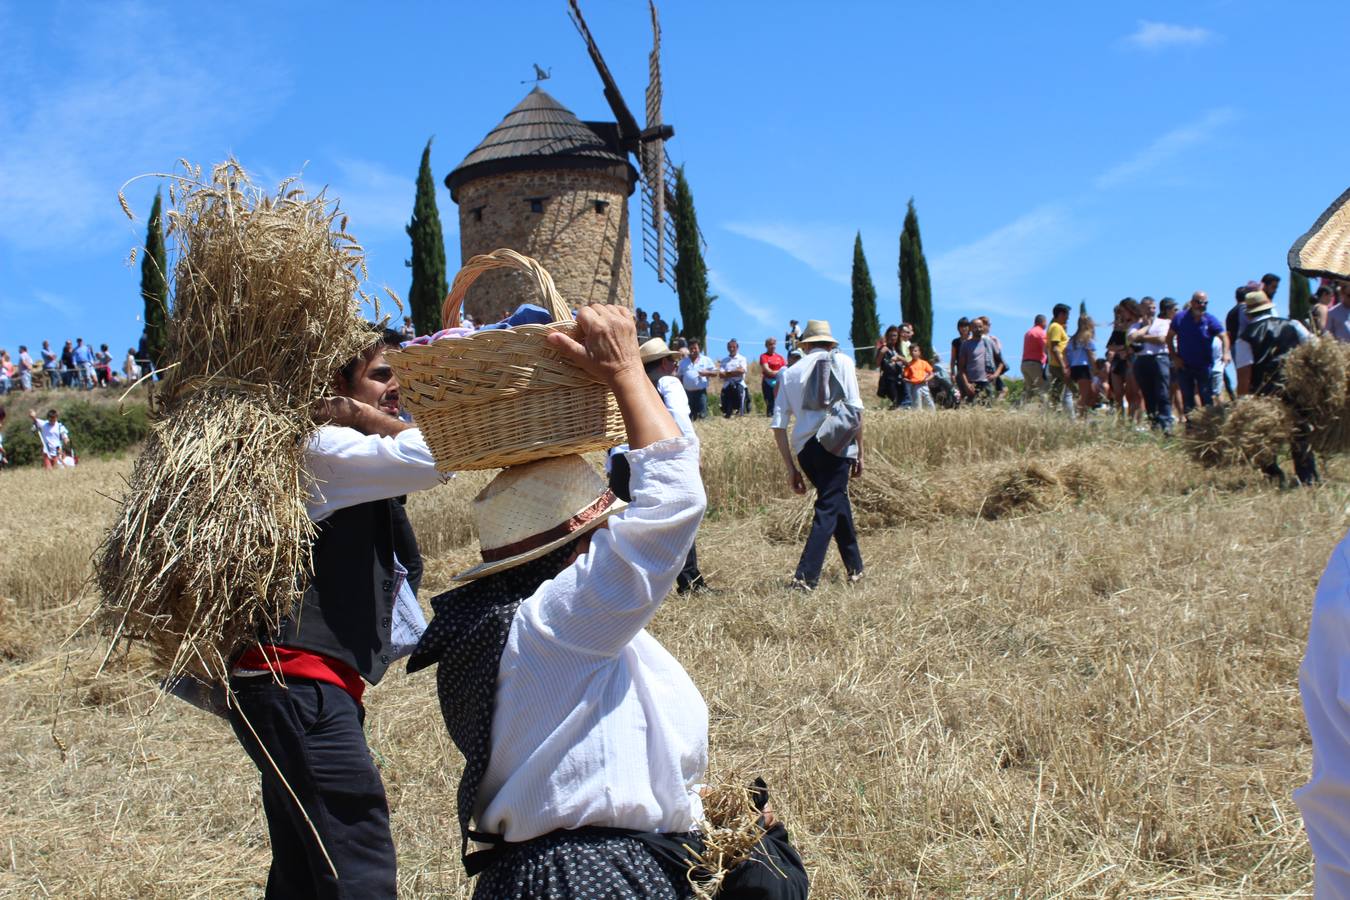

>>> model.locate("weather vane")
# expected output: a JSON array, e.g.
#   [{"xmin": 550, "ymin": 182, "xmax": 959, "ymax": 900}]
[{"xmin": 522, "ymin": 63, "xmax": 552, "ymax": 84}]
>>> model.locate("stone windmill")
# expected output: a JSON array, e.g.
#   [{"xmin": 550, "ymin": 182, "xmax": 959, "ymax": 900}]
[{"xmin": 444, "ymin": 0, "xmax": 677, "ymax": 325}]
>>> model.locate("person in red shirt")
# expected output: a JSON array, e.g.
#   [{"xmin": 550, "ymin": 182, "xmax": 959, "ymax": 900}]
[
  {"xmin": 758, "ymin": 336, "xmax": 787, "ymax": 416},
  {"xmin": 1020, "ymin": 315, "xmax": 1048, "ymax": 403}
]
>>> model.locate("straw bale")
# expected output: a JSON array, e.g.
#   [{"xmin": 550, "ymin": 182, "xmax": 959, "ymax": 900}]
[
  {"xmin": 1056, "ymin": 457, "xmax": 1107, "ymax": 500},
  {"xmin": 1221, "ymin": 396, "xmax": 1293, "ymax": 468},
  {"xmin": 980, "ymin": 462, "xmax": 1062, "ymax": 520},
  {"xmin": 1284, "ymin": 338, "xmax": 1350, "ymax": 452},
  {"xmin": 95, "ymin": 160, "xmax": 373, "ymax": 681},
  {"xmin": 1181, "ymin": 405, "xmax": 1229, "ymax": 467}
]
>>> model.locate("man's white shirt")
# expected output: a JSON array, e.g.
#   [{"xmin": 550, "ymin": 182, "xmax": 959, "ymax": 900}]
[
  {"xmin": 770, "ymin": 348, "xmax": 864, "ymax": 458},
  {"xmin": 718, "ymin": 353, "xmax": 747, "ymax": 384},
  {"xmin": 678, "ymin": 355, "xmax": 714, "ymax": 391}
]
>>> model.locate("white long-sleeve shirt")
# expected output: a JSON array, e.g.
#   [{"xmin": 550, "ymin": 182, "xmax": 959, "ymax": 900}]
[
  {"xmin": 476, "ymin": 436, "xmax": 709, "ymax": 841},
  {"xmin": 304, "ymin": 425, "xmax": 446, "ymax": 522},
  {"xmin": 1297, "ymin": 531, "xmax": 1350, "ymax": 897}
]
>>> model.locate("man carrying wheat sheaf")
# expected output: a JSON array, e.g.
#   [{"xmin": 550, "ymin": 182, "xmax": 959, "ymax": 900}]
[{"xmin": 228, "ymin": 325, "xmax": 444, "ymax": 899}]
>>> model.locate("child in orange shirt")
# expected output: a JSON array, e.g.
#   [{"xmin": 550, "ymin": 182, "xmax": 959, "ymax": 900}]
[{"xmin": 903, "ymin": 345, "xmax": 936, "ymax": 410}]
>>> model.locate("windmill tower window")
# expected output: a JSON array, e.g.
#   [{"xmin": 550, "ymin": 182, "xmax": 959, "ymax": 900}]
[
  {"xmin": 471, "ymin": 206, "xmax": 484, "ymax": 222},
  {"xmin": 593, "ymin": 199, "xmax": 609, "ymax": 215},
  {"xmin": 526, "ymin": 197, "xmax": 547, "ymax": 213}
]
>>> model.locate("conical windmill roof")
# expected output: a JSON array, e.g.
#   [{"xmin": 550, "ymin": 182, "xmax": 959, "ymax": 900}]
[{"xmin": 445, "ymin": 87, "xmax": 637, "ymax": 200}]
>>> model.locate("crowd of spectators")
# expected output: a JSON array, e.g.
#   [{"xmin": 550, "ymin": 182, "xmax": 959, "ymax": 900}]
[{"xmin": 0, "ymin": 336, "xmax": 149, "ymax": 394}]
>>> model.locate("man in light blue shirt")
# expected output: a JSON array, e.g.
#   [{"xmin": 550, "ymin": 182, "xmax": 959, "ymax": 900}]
[
  {"xmin": 71, "ymin": 338, "xmax": 95, "ymax": 389},
  {"xmin": 677, "ymin": 339, "xmax": 715, "ymax": 420}
]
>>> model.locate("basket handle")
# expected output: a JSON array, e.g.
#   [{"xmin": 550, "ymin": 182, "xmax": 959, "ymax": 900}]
[{"xmin": 441, "ymin": 249, "xmax": 573, "ymax": 330}]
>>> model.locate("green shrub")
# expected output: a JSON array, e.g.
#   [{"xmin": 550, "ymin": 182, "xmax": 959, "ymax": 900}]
[{"xmin": 2, "ymin": 400, "xmax": 149, "ymax": 466}]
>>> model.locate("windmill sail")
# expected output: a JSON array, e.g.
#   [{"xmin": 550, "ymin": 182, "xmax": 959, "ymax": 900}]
[
  {"xmin": 643, "ymin": 0, "xmax": 672, "ymax": 285},
  {"xmin": 568, "ymin": 0, "xmax": 680, "ymax": 290}
]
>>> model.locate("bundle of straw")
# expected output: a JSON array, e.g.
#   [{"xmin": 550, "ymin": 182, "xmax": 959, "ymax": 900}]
[
  {"xmin": 980, "ymin": 462, "xmax": 1061, "ymax": 520},
  {"xmin": 686, "ymin": 781, "xmax": 768, "ymax": 900},
  {"xmin": 1181, "ymin": 397, "xmax": 1292, "ymax": 470},
  {"xmin": 1283, "ymin": 338, "xmax": 1350, "ymax": 452},
  {"xmin": 1219, "ymin": 395, "xmax": 1293, "ymax": 468},
  {"xmin": 96, "ymin": 160, "xmax": 374, "ymax": 681}
]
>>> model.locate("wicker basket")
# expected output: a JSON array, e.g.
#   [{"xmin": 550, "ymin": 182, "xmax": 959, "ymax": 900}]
[{"xmin": 388, "ymin": 249, "xmax": 625, "ymax": 471}]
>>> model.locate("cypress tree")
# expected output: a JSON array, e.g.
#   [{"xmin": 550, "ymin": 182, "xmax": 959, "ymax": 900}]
[
  {"xmin": 140, "ymin": 190, "xmax": 169, "ymax": 365},
  {"xmin": 850, "ymin": 232, "xmax": 880, "ymax": 368},
  {"xmin": 671, "ymin": 319, "xmax": 682, "ymax": 341},
  {"xmin": 898, "ymin": 198, "xmax": 933, "ymax": 354},
  {"xmin": 406, "ymin": 137, "xmax": 448, "ymax": 335},
  {"xmin": 673, "ymin": 167, "xmax": 714, "ymax": 344},
  {"xmin": 1289, "ymin": 269, "xmax": 1312, "ymax": 327}
]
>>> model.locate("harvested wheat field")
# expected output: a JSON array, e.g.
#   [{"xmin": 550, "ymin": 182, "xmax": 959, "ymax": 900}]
[{"xmin": 0, "ymin": 407, "xmax": 1343, "ymax": 897}]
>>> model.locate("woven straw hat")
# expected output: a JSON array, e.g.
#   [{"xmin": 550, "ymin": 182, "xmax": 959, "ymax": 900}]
[
  {"xmin": 796, "ymin": 320, "xmax": 836, "ymax": 346},
  {"xmin": 1289, "ymin": 187, "xmax": 1350, "ymax": 280},
  {"xmin": 454, "ymin": 454, "xmax": 627, "ymax": 582},
  {"xmin": 1244, "ymin": 291, "xmax": 1273, "ymax": 314},
  {"xmin": 638, "ymin": 337, "xmax": 681, "ymax": 365}
]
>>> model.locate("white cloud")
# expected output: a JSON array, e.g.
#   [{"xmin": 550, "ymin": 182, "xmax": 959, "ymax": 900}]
[
  {"xmin": 707, "ymin": 269, "xmax": 779, "ymax": 330},
  {"xmin": 0, "ymin": 2, "xmax": 287, "ymax": 253},
  {"xmin": 722, "ymin": 221, "xmax": 853, "ymax": 285},
  {"xmin": 1124, "ymin": 21, "xmax": 1215, "ymax": 50},
  {"xmin": 1095, "ymin": 108, "xmax": 1237, "ymax": 189},
  {"xmin": 930, "ymin": 204, "xmax": 1087, "ymax": 313}
]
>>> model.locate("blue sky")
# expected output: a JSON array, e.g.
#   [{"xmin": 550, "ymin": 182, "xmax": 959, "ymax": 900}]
[{"xmin": 2, "ymin": 0, "xmax": 1347, "ymax": 362}]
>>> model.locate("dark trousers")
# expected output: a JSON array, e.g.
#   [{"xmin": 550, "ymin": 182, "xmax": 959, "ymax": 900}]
[
  {"xmin": 720, "ymin": 380, "xmax": 747, "ymax": 417},
  {"xmin": 762, "ymin": 378, "xmax": 778, "ymax": 417},
  {"xmin": 685, "ymin": 388, "xmax": 708, "ymax": 420},
  {"xmin": 610, "ymin": 454, "xmax": 704, "ymax": 591},
  {"xmin": 1175, "ymin": 365, "xmax": 1214, "ymax": 414},
  {"xmin": 1133, "ymin": 354, "xmax": 1173, "ymax": 432},
  {"xmin": 1264, "ymin": 406, "xmax": 1319, "ymax": 486},
  {"xmin": 794, "ymin": 436, "xmax": 863, "ymax": 586},
  {"xmin": 229, "ymin": 677, "xmax": 396, "ymax": 900}
]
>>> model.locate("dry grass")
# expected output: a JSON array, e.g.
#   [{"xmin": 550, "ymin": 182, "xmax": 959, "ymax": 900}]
[
  {"xmin": 0, "ymin": 408, "xmax": 1339, "ymax": 897},
  {"xmin": 97, "ymin": 159, "xmax": 374, "ymax": 681}
]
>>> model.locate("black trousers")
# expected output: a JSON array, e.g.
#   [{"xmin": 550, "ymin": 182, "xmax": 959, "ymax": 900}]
[
  {"xmin": 229, "ymin": 677, "xmax": 396, "ymax": 900},
  {"xmin": 795, "ymin": 436, "xmax": 863, "ymax": 586}
]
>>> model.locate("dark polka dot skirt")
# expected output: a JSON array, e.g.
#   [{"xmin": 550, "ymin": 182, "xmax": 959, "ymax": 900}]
[{"xmin": 471, "ymin": 830, "xmax": 694, "ymax": 900}]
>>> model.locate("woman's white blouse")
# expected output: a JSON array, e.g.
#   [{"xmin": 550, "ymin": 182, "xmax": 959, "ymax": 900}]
[{"xmin": 476, "ymin": 436, "xmax": 709, "ymax": 841}]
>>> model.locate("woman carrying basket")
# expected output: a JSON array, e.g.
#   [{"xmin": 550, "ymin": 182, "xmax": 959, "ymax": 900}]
[{"xmin": 408, "ymin": 305, "xmax": 807, "ymax": 899}]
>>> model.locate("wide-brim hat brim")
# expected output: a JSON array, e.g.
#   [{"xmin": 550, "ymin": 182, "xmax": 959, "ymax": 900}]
[
  {"xmin": 796, "ymin": 334, "xmax": 836, "ymax": 345},
  {"xmin": 451, "ymin": 498, "xmax": 628, "ymax": 582},
  {"xmin": 639, "ymin": 349, "xmax": 682, "ymax": 364},
  {"xmin": 1289, "ymin": 186, "xmax": 1350, "ymax": 281}
]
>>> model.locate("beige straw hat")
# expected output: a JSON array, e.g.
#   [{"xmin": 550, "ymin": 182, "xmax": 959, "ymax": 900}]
[
  {"xmin": 1289, "ymin": 187, "xmax": 1350, "ymax": 280},
  {"xmin": 1244, "ymin": 291, "xmax": 1273, "ymax": 314},
  {"xmin": 454, "ymin": 454, "xmax": 627, "ymax": 582},
  {"xmin": 638, "ymin": 337, "xmax": 682, "ymax": 365},
  {"xmin": 796, "ymin": 320, "xmax": 836, "ymax": 346}
]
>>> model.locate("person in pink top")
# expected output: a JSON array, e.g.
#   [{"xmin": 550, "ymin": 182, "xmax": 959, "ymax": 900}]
[{"xmin": 1020, "ymin": 315, "xmax": 1048, "ymax": 402}]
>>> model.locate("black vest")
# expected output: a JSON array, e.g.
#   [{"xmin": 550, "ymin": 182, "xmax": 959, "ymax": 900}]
[
  {"xmin": 272, "ymin": 497, "xmax": 422, "ymax": 684},
  {"xmin": 1241, "ymin": 315, "xmax": 1303, "ymax": 396}
]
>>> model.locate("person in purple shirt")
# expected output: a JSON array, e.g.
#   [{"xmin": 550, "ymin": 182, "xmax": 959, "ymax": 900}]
[{"xmin": 1168, "ymin": 290, "xmax": 1230, "ymax": 415}]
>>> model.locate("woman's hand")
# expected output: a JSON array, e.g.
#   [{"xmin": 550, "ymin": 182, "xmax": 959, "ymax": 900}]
[{"xmin": 547, "ymin": 304, "xmax": 644, "ymax": 390}]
